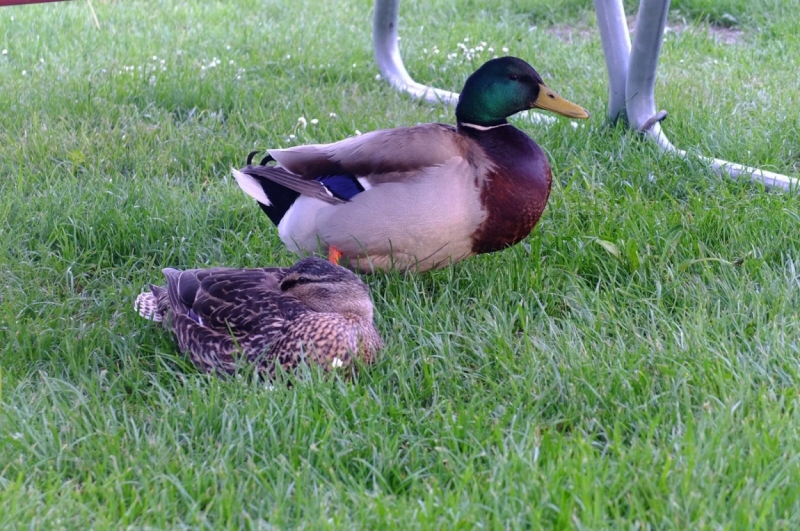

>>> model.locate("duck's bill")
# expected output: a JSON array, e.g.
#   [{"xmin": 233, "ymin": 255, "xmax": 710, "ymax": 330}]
[{"xmin": 531, "ymin": 83, "xmax": 590, "ymax": 119}]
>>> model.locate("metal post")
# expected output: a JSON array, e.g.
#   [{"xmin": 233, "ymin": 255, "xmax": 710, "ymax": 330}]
[
  {"xmin": 372, "ymin": 0, "xmax": 458, "ymax": 105},
  {"xmin": 625, "ymin": 0, "xmax": 671, "ymax": 134},
  {"xmin": 597, "ymin": 0, "xmax": 796, "ymax": 190},
  {"xmin": 593, "ymin": 0, "xmax": 630, "ymax": 123},
  {"xmin": 371, "ymin": 0, "xmax": 554, "ymax": 123},
  {"xmin": 370, "ymin": 0, "xmax": 797, "ymax": 190}
]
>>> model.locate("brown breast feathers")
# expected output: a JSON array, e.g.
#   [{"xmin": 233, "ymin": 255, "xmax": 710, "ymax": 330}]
[{"xmin": 465, "ymin": 124, "xmax": 552, "ymax": 254}]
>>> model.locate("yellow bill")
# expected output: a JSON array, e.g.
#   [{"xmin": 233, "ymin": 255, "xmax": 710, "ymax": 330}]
[{"xmin": 531, "ymin": 83, "xmax": 590, "ymax": 119}]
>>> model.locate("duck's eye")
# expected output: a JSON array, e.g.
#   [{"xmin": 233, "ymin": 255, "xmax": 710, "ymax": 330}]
[
  {"xmin": 282, "ymin": 276, "xmax": 314, "ymax": 290},
  {"xmin": 508, "ymin": 73, "xmax": 519, "ymax": 81}
]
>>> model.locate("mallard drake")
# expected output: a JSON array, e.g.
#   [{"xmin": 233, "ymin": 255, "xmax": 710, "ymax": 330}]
[
  {"xmin": 233, "ymin": 56, "xmax": 589, "ymax": 272},
  {"xmin": 134, "ymin": 257, "xmax": 382, "ymax": 378}
]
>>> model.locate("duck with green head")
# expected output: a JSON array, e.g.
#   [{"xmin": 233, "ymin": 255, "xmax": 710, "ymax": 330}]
[{"xmin": 234, "ymin": 56, "xmax": 589, "ymax": 272}]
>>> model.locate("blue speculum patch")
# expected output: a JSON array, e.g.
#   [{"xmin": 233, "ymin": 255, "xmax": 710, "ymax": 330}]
[
  {"xmin": 316, "ymin": 174, "xmax": 365, "ymax": 201},
  {"xmin": 187, "ymin": 309, "xmax": 202, "ymax": 325}
]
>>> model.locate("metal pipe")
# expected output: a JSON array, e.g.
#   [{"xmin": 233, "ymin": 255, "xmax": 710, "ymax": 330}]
[
  {"xmin": 625, "ymin": 0, "xmax": 671, "ymax": 132},
  {"xmin": 593, "ymin": 0, "xmax": 630, "ymax": 123},
  {"xmin": 371, "ymin": 0, "xmax": 554, "ymax": 124},
  {"xmin": 628, "ymin": 0, "xmax": 796, "ymax": 190},
  {"xmin": 372, "ymin": 0, "xmax": 458, "ymax": 105},
  {"xmin": 371, "ymin": 0, "xmax": 797, "ymax": 190}
]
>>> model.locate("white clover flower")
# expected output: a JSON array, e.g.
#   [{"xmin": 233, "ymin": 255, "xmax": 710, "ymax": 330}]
[
  {"xmin": 331, "ymin": 358, "xmax": 344, "ymax": 368},
  {"xmin": 375, "ymin": 73, "xmax": 381, "ymax": 80},
  {"xmin": 1, "ymin": 49, "xmax": 7, "ymax": 55},
  {"xmin": 297, "ymin": 116, "xmax": 307, "ymax": 128},
  {"xmin": 328, "ymin": 112, "xmax": 337, "ymax": 118},
  {"xmin": 502, "ymin": 46, "xmax": 509, "ymax": 53},
  {"xmin": 355, "ymin": 129, "xmax": 362, "ymax": 136},
  {"xmin": 289, "ymin": 134, "xmax": 296, "ymax": 139},
  {"xmin": 310, "ymin": 118, "xmax": 319, "ymax": 125},
  {"xmin": 22, "ymin": 70, "xmax": 26, "ymax": 76}
]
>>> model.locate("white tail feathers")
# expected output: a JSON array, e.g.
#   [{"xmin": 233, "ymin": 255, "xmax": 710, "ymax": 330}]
[
  {"xmin": 135, "ymin": 291, "xmax": 163, "ymax": 322},
  {"xmin": 232, "ymin": 168, "xmax": 271, "ymax": 206}
]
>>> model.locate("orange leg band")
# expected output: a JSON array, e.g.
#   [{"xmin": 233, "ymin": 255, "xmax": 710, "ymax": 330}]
[{"xmin": 328, "ymin": 246, "xmax": 343, "ymax": 265}]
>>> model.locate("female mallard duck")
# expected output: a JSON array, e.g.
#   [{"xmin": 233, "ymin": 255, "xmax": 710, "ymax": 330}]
[
  {"xmin": 134, "ymin": 257, "xmax": 382, "ymax": 378},
  {"xmin": 233, "ymin": 56, "xmax": 589, "ymax": 272}
]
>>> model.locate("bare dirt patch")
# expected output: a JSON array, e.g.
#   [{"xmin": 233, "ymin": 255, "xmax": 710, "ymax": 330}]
[
  {"xmin": 544, "ymin": 16, "xmax": 745, "ymax": 45},
  {"xmin": 630, "ymin": 15, "xmax": 746, "ymax": 45}
]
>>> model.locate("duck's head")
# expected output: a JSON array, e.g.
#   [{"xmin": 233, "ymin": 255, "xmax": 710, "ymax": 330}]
[
  {"xmin": 280, "ymin": 257, "xmax": 374, "ymax": 320},
  {"xmin": 455, "ymin": 56, "xmax": 589, "ymax": 127}
]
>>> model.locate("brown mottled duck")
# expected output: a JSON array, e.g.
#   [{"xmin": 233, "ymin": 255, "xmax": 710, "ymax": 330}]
[
  {"xmin": 233, "ymin": 56, "xmax": 589, "ymax": 273},
  {"xmin": 135, "ymin": 257, "xmax": 382, "ymax": 378}
]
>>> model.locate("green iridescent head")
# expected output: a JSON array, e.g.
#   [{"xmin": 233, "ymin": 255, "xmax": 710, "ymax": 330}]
[{"xmin": 455, "ymin": 56, "xmax": 589, "ymax": 127}]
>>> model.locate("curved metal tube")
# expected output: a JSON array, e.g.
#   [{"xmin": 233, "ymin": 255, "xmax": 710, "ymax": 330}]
[
  {"xmin": 372, "ymin": 0, "xmax": 458, "ymax": 105},
  {"xmin": 625, "ymin": 0, "xmax": 670, "ymax": 133},
  {"xmin": 370, "ymin": 0, "xmax": 796, "ymax": 191},
  {"xmin": 593, "ymin": 0, "xmax": 630, "ymax": 122},
  {"xmin": 372, "ymin": 0, "xmax": 555, "ymax": 124},
  {"xmin": 594, "ymin": 0, "xmax": 796, "ymax": 191}
]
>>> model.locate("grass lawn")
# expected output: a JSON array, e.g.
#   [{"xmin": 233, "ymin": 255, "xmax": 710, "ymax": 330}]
[{"xmin": 2, "ymin": 0, "xmax": 800, "ymax": 527}]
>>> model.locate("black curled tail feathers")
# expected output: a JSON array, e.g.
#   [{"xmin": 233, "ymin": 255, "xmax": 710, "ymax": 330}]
[{"xmin": 245, "ymin": 150, "xmax": 276, "ymax": 166}]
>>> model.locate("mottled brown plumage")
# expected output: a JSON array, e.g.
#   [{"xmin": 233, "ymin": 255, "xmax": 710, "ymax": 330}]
[
  {"xmin": 233, "ymin": 57, "xmax": 588, "ymax": 272},
  {"xmin": 134, "ymin": 257, "xmax": 382, "ymax": 378}
]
